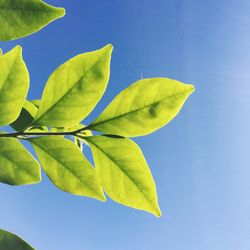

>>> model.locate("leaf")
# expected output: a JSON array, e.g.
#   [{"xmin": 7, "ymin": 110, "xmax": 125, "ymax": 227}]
[
  {"xmin": 0, "ymin": 46, "xmax": 29, "ymax": 126},
  {"xmin": 11, "ymin": 100, "xmax": 38, "ymax": 131},
  {"xmin": 29, "ymin": 99, "xmax": 41, "ymax": 108},
  {"xmin": 0, "ymin": 229, "xmax": 35, "ymax": 250},
  {"xmin": 88, "ymin": 78, "xmax": 194, "ymax": 137},
  {"xmin": 50, "ymin": 123, "xmax": 84, "ymax": 133},
  {"xmin": 33, "ymin": 44, "xmax": 113, "ymax": 127},
  {"xmin": 0, "ymin": 137, "xmax": 41, "ymax": 186},
  {"xmin": 0, "ymin": 48, "xmax": 2, "ymax": 55},
  {"xmin": 0, "ymin": 0, "xmax": 65, "ymax": 41},
  {"xmin": 11, "ymin": 100, "xmax": 48, "ymax": 132},
  {"xmin": 85, "ymin": 135, "xmax": 161, "ymax": 216},
  {"xmin": 28, "ymin": 136, "xmax": 105, "ymax": 201}
]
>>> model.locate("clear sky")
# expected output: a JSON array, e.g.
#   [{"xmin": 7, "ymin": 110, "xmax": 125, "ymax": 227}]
[{"xmin": 1, "ymin": 0, "xmax": 250, "ymax": 249}]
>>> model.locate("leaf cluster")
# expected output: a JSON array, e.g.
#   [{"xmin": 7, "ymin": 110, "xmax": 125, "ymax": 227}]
[
  {"xmin": 0, "ymin": 44, "xmax": 194, "ymax": 217},
  {"xmin": 0, "ymin": 0, "xmax": 194, "ymax": 248}
]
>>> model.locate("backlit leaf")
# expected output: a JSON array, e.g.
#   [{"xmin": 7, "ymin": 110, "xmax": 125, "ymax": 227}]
[
  {"xmin": 33, "ymin": 44, "xmax": 113, "ymax": 127},
  {"xmin": 0, "ymin": 138, "xmax": 41, "ymax": 186},
  {"xmin": 0, "ymin": 46, "xmax": 29, "ymax": 126},
  {"xmin": 29, "ymin": 99, "xmax": 41, "ymax": 108},
  {"xmin": 28, "ymin": 136, "xmax": 105, "ymax": 201},
  {"xmin": 88, "ymin": 78, "xmax": 194, "ymax": 137},
  {"xmin": 85, "ymin": 135, "xmax": 161, "ymax": 216},
  {"xmin": 0, "ymin": 0, "xmax": 65, "ymax": 41},
  {"xmin": 0, "ymin": 229, "xmax": 35, "ymax": 250}
]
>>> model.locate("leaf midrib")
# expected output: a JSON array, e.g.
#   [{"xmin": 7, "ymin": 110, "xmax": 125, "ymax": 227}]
[
  {"xmin": 0, "ymin": 7, "xmax": 59, "ymax": 13},
  {"xmin": 34, "ymin": 56, "xmax": 105, "ymax": 124},
  {"xmin": 89, "ymin": 139, "xmax": 157, "ymax": 210},
  {"xmin": 31, "ymin": 139, "xmax": 99, "ymax": 195},
  {"xmin": 91, "ymin": 89, "xmax": 190, "ymax": 127}
]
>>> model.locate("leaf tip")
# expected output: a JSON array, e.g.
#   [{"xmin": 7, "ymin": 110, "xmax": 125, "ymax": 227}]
[
  {"xmin": 57, "ymin": 7, "xmax": 66, "ymax": 18},
  {"xmin": 154, "ymin": 207, "xmax": 162, "ymax": 218},
  {"xmin": 103, "ymin": 44, "xmax": 113, "ymax": 54},
  {"xmin": 189, "ymin": 84, "xmax": 195, "ymax": 94},
  {"xmin": 150, "ymin": 202, "xmax": 162, "ymax": 217},
  {"xmin": 13, "ymin": 45, "xmax": 23, "ymax": 54}
]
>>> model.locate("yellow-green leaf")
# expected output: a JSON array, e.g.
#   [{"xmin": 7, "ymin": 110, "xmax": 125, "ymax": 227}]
[
  {"xmin": 29, "ymin": 99, "xmax": 41, "ymax": 108},
  {"xmin": 85, "ymin": 135, "xmax": 161, "ymax": 217},
  {"xmin": 28, "ymin": 136, "xmax": 105, "ymax": 201},
  {"xmin": 88, "ymin": 78, "xmax": 194, "ymax": 137},
  {"xmin": 0, "ymin": 138, "xmax": 41, "ymax": 186},
  {"xmin": 33, "ymin": 44, "xmax": 113, "ymax": 127},
  {"xmin": 0, "ymin": 46, "xmax": 29, "ymax": 126},
  {"xmin": 0, "ymin": 0, "xmax": 65, "ymax": 41}
]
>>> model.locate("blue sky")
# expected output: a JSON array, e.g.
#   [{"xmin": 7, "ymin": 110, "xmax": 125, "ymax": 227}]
[{"xmin": 1, "ymin": 0, "xmax": 250, "ymax": 249}]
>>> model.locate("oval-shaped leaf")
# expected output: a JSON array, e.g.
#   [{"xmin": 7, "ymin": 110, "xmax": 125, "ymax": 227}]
[
  {"xmin": 28, "ymin": 136, "xmax": 105, "ymax": 201},
  {"xmin": 85, "ymin": 135, "xmax": 161, "ymax": 217},
  {"xmin": 0, "ymin": 229, "xmax": 35, "ymax": 250},
  {"xmin": 88, "ymin": 78, "xmax": 194, "ymax": 137},
  {"xmin": 11, "ymin": 100, "xmax": 38, "ymax": 131},
  {"xmin": 33, "ymin": 44, "xmax": 113, "ymax": 127},
  {"xmin": 0, "ymin": 137, "xmax": 41, "ymax": 186},
  {"xmin": 0, "ymin": 0, "xmax": 65, "ymax": 41},
  {"xmin": 0, "ymin": 46, "xmax": 29, "ymax": 126}
]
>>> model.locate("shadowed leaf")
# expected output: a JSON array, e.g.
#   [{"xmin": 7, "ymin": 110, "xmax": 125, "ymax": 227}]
[
  {"xmin": 11, "ymin": 100, "xmax": 37, "ymax": 131},
  {"xmin": 0, "ymin": 229, "xmax": 35, "ymax": 250}
]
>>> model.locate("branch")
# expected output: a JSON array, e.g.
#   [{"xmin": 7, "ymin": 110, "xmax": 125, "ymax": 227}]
[{"xmin": 0, "ymin": 127, "xmax": 88, "ymax": 138}]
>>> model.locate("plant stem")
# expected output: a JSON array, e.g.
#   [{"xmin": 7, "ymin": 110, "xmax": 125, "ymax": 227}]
[{"xmin": 0, "ymin": 127, "xmax": 88, "ymax": 138}]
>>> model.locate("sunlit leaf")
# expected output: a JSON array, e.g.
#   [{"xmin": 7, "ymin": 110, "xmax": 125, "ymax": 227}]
[
  {"xmin": 0, "ymin": 46, "xmax": 29, "ymax": 126},
  {"xmin": 28, "ymin": 136, "xmax": 105, "ymax": 201},
  {"xmin": 0, "ymin": 229, "xmax": 35, "ymax": 250},
  {"xmin": 0, "ymin": 0, "xmax": 65, "ymax": 41},
  {"xmin": 85, "ymin": 135, "xmax": 161, "ymax": 216},
  {"xmin": 29, "ymin": 99, "xmax": 41, "ymax": 108},
  {"xmin": 33, "ymin": 44, "xmax": 113, "ymax": 127},
  {"xmin": 88, "ymin": 78, "xmax": 194, "ymax": 137},
  {"xmin": 0, "ymin": 138, "xmax": 41, "ymax": 186}
]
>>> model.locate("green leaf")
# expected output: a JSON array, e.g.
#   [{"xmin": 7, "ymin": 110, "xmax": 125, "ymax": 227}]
[
  {"xmin": 50, "ymin": 123, "xmax": 84, "ymax": 133},
  {"xmin": 33, "ymin": 44, "xmax": 113, "ymax": 127},
  {"xmin": 88, "ymin": 78, "xmax": 194, "ymax": 137},
  {"xmin": 0, "ymin": 0, "xmax": 65, "ymax": 41},
  {"xmin": 29, "ymin": 99, "xmax": 41, "ymax": 108},
  {"xmin": 0, "ymin": 137, "xmax": 41, "ymax": 186},
  {"xmin": 85, "ymin": 135, "xmax": 161, "ymax": 217},
  {"xmin": 10, "ymin": 100, "xmax": 48, "ymax": 132},
  {"xmin": 11, "ymin": 100, "xmax": 37, "ymax": 131},
  {"xmin": 0, "ymin": 46, "xmax": 29, "ymax": 126},
  {"xmin": 0, "ymin": 229, "xmax": 35, "ymax": 250},
  {"xmin": 28, "ymin": 136, "xmax": 105, "ymax": 201},
  {"xmin": 0, "ymin": 48, "xmax": 2, "ymax": 55}
]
